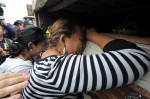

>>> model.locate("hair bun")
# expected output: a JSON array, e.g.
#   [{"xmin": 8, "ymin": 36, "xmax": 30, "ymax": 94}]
[{"xmin": 9, "ymin": 42, "xmax": 23, "ymax": 57}]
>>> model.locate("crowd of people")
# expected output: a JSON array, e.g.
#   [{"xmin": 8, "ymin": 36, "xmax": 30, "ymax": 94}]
[
  {"xmin": 0, "ymin": 7, "xmax": 34, "ymax": 65},
  {"xmin": 0, "ymin": 5, "xmax": 150, "ymax": 99}
]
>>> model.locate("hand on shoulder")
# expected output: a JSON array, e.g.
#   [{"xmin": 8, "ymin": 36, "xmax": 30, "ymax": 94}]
[
  {"xmin": 86, "ymin": 28, "xmax": 98, "ymax": 41},
  {"xmin": 0, "ymin": 72, "xmax": 30, "ymax": 98}
]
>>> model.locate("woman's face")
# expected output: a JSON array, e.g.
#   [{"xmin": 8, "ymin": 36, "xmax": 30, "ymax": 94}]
[
  {"xmin": 0, "ymin": 26, "xmax": 4, "ymax": 36},
  {"xmin": 65, "ymin": 28, "xmax": 85, "ymax": 54},
  {"xmin": 32, "ymin": 42, "xmax": 44, "ymax": 55},
  {"xmin": 15, "ymin": 24, "xmax": 24, "ymax": 31},
  {"xmin": 27, "ymin": 42, "xmax": 44, "ymax": 60}
]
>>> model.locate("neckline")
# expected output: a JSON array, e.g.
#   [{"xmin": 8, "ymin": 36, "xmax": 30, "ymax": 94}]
[{"xmin": 19, "ymin": 54, "xmax": 26, "ymax": 61}]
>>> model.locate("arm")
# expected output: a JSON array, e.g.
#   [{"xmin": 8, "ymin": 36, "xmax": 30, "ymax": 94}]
[
  {"xmin": 1, "ymin": 21, "xmax": 16, "ymax": 39},
  {"xmin": 4, "ymin": 24, "xmax": 17, "ymax": 39},
  {"xmin": 86, "ymin": 28, "xmax": 116, "ymax": 49},
  {"xmin": 56, "ymin": 31, "xmax": 150, "ymax": 92},
  {"xmin": 55, "ymin": 48, "xmax": 149, "ymax": 93},
  {"xmin": 86, "ymin": 28, "xmax": 141, "ymax": 51}
]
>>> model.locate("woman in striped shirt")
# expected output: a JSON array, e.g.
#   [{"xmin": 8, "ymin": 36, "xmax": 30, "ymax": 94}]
[{"xmin": 22, "ymin": 19, "xmax": 150, "ymax": 99}]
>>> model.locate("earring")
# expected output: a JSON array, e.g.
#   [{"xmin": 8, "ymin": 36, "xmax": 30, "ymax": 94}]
[{"xmin": 63, "ymin": 47, "xmax": 66, "ymax": 55}]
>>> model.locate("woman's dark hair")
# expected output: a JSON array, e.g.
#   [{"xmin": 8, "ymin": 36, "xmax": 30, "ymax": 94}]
[
  {"xmin": 0, "ymin": 23, "xmax": 5, "ymax": 30},
  {"xmin": 0, "ymin": 7, "xmax": 4, "ymax": 15},
  {"xmin": 9, "ymin": 26, "xmax": 46, "ymax": 57},
  {"xmin": 47, "ymin": 18, "xmax": 86, "ymax": 47}
]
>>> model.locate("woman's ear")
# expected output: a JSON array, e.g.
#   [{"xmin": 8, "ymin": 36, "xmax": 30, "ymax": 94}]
[
  {"xmin": 59, "ymin": 34, "xmax": 66, "ymax": 44},
  {"xmin": 28, "ymin": 42, "xmax": 34, "ymax": 51}
]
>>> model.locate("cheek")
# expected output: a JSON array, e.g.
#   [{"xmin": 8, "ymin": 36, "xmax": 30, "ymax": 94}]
[
  {"xmin": 67, "ymin": 40, "xmax": 82, "ymax": 54},
  {"xmin": 65, "ymin": 40, "xmax": 75, "ymax": 54},
  {"xmin": 37, "ymin": 45, "xmax": 43, "ymax": 52},
  {"xmin": 34, "ymin": 45, "xmax": 43, "ymax": 54},
  {"xmin": 16, "ymin": 26, "xmax": 19, "ymax": 29}
]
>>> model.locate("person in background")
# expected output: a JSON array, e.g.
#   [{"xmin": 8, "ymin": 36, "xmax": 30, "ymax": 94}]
[
  {"xmin": 14, "ymin": 19, "xmax": 34, "ymax": 32},
  {"xmin": 0, "ymin": 26, "xmax": 46, "ymax": 73},
  {"xmin": 0, "ymin": 7, "xmax": 16, "ymax": 40},
  {"xmin": 13, "ymin": 20, "xmax": 24, "ymax": 31},
  {"xmin": 0, "ymin": 24, "xmax": 13, "ymax": 65},
  {"xmin": 0, "ymin": 72, "xmax": 29, "ymax": 99},
  {"xmin": 22, "ymin": 18, "xmax": 150, "ymax": 99},
  {"xmin": 23, "ymin": 20, "xmax": 34, "ymax": 28}
]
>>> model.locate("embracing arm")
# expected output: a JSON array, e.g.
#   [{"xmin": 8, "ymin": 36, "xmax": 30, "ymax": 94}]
[
  {"xmin": 86, "ymin": 28, "xmax": 116, "ymax": 49},
  {"xmin": 56, "ymin": 30, "xmax": 150, "ymax": 93},
  {"xmin": 86, "ymin": 28, "xmax": 141, "ymax": 51}
]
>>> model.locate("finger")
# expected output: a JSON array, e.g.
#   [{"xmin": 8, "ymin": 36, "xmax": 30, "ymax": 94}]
[
  {"xmin": 0, "ymin": 73, "xmax": 30, "ymax": 89},
  {"xmin": 10, "ymin": 89, "xmax": 21, "ymax": 96},
  {"xmin": 0, "ymin": 72, "xmax": 22, "ymax": 81},
  {"xmin": 3, "ymin": 94, "xmax": 21, "ymax": 99},
  {"xmin": 0, "ymin": 81, "xmax": 28, "ymax": 98}
]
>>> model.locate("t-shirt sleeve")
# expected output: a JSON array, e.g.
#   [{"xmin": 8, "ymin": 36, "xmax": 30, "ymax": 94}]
[{"xmin": 103, "ymin": 39, "xmax": 143, "ymax": 52}]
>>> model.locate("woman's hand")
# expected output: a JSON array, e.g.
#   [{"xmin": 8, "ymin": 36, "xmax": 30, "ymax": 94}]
[
  {"xmin": 86, "ymin": 28, "xmax": 98, "ymax": 41},
  {"xmin": 0, "ymin": 72, "xmax": 30, "ymax": 99},
  {"xmin": 0, "ymin": 47, "xmax": 10, "ymax": 56},
  {"xmin": 86, "ymin": 28, "xmax": 116, "ymax": 49},
  {"xmin": 2, "ymin": 50, "xmax": 10, "ymax": 56}
]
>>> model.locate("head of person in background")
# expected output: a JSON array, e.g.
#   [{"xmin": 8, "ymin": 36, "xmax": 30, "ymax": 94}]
[
  {"xmin": 23, "ymin": 20, "xmax": 34, "ymax": 28},
  {"xmin": 0, "ymin": 7, "xmax": 4, "ymax": 14},
  {"xmin": 0, "ymin": 26, "xmax": 47, "ymax": 73},
  {"xmin": 0, "ymin": 23, "xmax": 5, "ymax": 37},
  {"xmin": 10, "ymin": 26, "xmax": 47, "ymax": 61},
  {"xmin": 0, "ymin": 24, "xmax": 13, "ymax": 65},
  {"xmin": 13, "ymin": 20, "xmax": 24, "ymax": 31},
  {"xmin": 0, "ymin": 15, "xmax": 4, "ymax": 22},
  {"xmin": 0, "ymin": 7, "xmax": 16, "ymax": 40},
  {"xmin": 0, "ymin": 7, "xmax": 5, "ymax": 24},
  {"xmin": 0, "ymin": 24, "xmax": 6, "ymax": 54}
]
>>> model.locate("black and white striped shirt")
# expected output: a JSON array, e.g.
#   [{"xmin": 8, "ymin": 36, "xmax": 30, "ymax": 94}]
[{"xmin": 22, "ymin": 39, "xmax": 150, "ymax": 99}]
